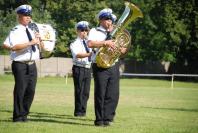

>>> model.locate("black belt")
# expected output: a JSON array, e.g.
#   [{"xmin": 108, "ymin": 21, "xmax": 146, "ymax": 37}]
[
  {"xmin": 73, "ymin": 62, "xmax": 91, "ymax": 68},
  {"xmin": 13, "ymin": 61, "xmax": 35, "ymax": 65}
]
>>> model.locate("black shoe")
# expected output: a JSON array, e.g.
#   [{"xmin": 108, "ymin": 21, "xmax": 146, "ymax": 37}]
[
  {"xmin": 94, "ymin": 121, "xmax": 104, "ymax": 127},
  {"xmin": 13, "ymin": 117, "xmax": 23, "ymax": 122},
  {"xmin": 74, "ymin": 113, "xmax": 86, "ymax": 117},
  {"xmin": 103, "ymin": 121, "xmax": 111, "ymax": 126},
  {"xmin": 23, "ymin": 116, "xmax": 28, "ymax": 122},
  {"xmin": 109, "ymin": 119, "xmax": 114, "ymax": 122}
]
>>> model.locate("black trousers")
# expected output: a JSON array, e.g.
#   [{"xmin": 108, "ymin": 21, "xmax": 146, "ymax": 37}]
[
  {"xmin": 92, "ymin": 62, "xmax": 120, "ymax": 123},
  {"xmin": 12, "ymin": 61, "xmax": 37, "ymax": 121},
  {"xmin": 72, "ymin": 65, "xmax": 91, "ymax": 116}
]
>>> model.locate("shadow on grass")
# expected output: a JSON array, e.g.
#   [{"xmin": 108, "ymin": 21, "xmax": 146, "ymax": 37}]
[
  {"xmin": 0, "ymin": 109, "xmax": 12, "ymax": 113},
  {"xmin": 29, "ymin": 118, "xmax": 94, "ymax": 126},
  {"xmin": 142, "ymin": 106, "xmax": 198, "ymax": 112},
  {"xmin": 30, "ymin": 112, "xmax": 93, "ymax": 122},
  {"xmin": 0, "ymin": 109, "xmax": 94, "ymax": 126}
]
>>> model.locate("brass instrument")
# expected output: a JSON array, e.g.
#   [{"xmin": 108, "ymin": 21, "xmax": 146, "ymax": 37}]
[{"xmin": 96, "ymin": 2, "xmax": 143, "ymax": 68}]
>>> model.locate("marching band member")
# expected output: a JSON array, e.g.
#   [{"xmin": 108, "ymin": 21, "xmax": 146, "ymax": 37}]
[
  {"xmin": 2, "ymin": 4, "xmax": 41, "ymax": 122},
  {"xmin": 70, "ymin": 21, "xmax": 92, "ymax": 117},
  {"xmin": 87, "ymin": 8, "xmax": 120, "ymax": 126}
]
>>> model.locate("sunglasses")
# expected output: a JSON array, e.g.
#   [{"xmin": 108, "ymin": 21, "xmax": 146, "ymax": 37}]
[
  {"xmin": 80, "ymin": 29, "xmax": 88, "ymax": 32},
  {"xmin": 104, "ymin": 17, "xmax": 112, "ymax": 20}
]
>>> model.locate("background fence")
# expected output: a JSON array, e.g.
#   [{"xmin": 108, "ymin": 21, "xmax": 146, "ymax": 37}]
[
  {"xmin": 0, "ymin": 55, "xmax": 73, "ymax": 77},
  {"xmin": 1, "ymin": 55, "xmax": 197, "ymax": 88},
  {"xmin": 121, "ymin": 73, "xmax": 198, "ymax": 88}
]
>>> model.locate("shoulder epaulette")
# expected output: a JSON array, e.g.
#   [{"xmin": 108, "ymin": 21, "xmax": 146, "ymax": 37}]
[
  {"xmin": 70, "ymin": 39, "xmax": 76, "ymax": 44},
  {"xmin": 96, "ymin": 27, "xmax": 106, "ymax": 34},
  {"xmin": 69, "ymin": 39, "xmax": 76, "ymax": 51},
  {"xmin": 11, "ymin": 27, "xmax": 18, "ymax": 31}
]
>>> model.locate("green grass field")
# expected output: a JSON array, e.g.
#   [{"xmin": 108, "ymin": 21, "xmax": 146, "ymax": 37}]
[{"xmin": 0, "ymin": 75, "xmax": 198, "ymax": 133}]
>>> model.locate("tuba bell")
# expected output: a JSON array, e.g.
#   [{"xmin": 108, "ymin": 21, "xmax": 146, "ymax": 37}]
[{"xmin": 96, "ymin": 2, "xmax": 143, "ymax": 68}]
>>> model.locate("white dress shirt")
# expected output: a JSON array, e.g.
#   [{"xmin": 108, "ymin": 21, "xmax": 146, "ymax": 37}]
[
  {"xmin": 87, "ymin": 26, "xmax": 107, "ymax": 63},
  {"xmin": 70, "ymin": 37, "xmax": 92, "ymax": 68},
  {"xmin": 3, "ymin": 24, "xmax": 40, "ymax": 61}
]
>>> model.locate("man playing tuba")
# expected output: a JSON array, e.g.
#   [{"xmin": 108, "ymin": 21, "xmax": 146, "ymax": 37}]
[{"xmin": 87, "ymin": 8, "xmax": 127, "ymax": 127}]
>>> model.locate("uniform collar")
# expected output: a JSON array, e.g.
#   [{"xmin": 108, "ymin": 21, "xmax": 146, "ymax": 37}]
[
  {"xmin": 96, "ymin": 26, "xmax": 106, "ymax": 32},
  {"xmin": 77, "ymin": 37, "xmax": 86, "ymax": 42},
  {"xmin": 17, "ymin": 24, "xmax": 28, "ymax": 30}
]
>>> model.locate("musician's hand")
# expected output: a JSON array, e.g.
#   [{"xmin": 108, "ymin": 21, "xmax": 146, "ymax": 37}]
[
  {"xmin": 104, "ymin": 40, "xmax": 116, "ymax": 50},
  {"xmin": 120, "ymin": 47, "xmax": 127, "ymax": 54},
  {"xmin": 34, "ymin": 32, "xmax": 41, "ymax": 39},
  {"xmin": 30, "ymin": 38, "xmax": 40, "ymax": 45}
]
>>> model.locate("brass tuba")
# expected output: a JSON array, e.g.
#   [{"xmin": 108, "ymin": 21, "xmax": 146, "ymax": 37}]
[{"xmin": 96, "ymin": 2, "xmax": 143, "ymax": 68}]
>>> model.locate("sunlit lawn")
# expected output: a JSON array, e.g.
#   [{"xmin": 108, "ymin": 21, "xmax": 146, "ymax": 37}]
[{"xmin": 0, "ymin": 75, "xmax": 198, "ymax": 133}]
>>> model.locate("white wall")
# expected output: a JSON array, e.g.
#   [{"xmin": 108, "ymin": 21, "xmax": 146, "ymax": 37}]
[{"xmin": 0, "ymin": 55, "xmax": 73, "ymax": 77}]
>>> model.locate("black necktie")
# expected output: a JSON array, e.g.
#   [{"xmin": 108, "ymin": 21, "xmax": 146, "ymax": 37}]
[
  {"xmin": 82, "ymin": 40, "xmax": 91, "ymax": 62},
  {"xmin": 26, "ymin": 28, "xmax": 36, "ymax": 52},
  {"xmin": 106, "ymin": 31, "xmax": 112, "ymax": 40}
]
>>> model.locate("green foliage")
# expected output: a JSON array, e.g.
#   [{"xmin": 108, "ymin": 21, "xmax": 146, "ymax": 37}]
[
  {"xmin": 0, "ymin": 10, "xmax": 17, "ymax": 54},
  {"xmin": 0, "ymin": 0, "xmax": 197, "ymax": 67},
  {"xmin": 130, "ymin": 0, "xmax": 198, "ymax": 66}
]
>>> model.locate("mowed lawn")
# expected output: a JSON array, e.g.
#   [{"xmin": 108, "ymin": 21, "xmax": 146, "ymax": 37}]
[{"xmin": 0, "ymin": 75, "xmax": 198, "ymax": 133}]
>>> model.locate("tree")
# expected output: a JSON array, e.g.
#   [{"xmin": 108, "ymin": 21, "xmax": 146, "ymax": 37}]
[
  {"xmin": 128, "ymin": 0, "xmax": 198, "ymax": 73},
  {"xmin": 0, "ymin": 0, "xmax": 197, "ymax": 74}
]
